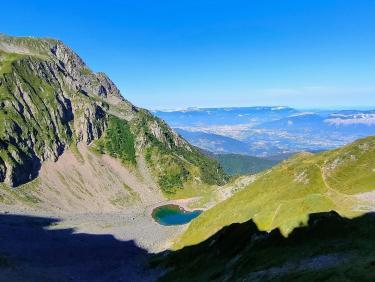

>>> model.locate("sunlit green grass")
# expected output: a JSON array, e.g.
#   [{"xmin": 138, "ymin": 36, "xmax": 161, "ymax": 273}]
[{"xmin": 175, "ymin": 136, "xmax": 375, "ymax": 249}]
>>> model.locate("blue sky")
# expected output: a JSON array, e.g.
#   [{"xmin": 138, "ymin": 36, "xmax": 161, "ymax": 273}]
[{"xmin": 1, "ymin": 1, "xmax": 375, "ymax": 109}]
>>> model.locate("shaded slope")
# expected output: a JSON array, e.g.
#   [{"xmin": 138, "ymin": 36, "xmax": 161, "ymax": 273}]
[
  {"xmin": 0, "ymin": 213, "xmax": 159, "ymax": 282},
  {"xmin": 157, "ymin": 211, "xmax": 375, "ymax": 281}
]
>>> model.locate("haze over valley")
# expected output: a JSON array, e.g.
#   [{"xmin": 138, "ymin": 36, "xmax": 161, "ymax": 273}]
[{"xmin": 155, "ymin": 107, "xmax": 375, "ymax": 158}]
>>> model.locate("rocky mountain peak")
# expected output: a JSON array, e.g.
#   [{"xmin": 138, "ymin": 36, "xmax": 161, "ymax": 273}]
[{"xmin": 0, "ymin": 35, "xmax": 227, "ymax": 190}]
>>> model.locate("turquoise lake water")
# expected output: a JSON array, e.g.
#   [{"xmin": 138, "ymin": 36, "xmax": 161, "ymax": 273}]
[{"xmin": 152, "ymin": 204, "xmax": 202, "ymax": 225}]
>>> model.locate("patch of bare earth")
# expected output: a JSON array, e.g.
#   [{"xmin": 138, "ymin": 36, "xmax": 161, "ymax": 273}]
[{"xmin": 355, "ymin": 191, "xmax": 375, "ymax": 212}]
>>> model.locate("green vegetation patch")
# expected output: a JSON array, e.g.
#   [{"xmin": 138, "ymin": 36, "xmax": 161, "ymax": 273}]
[
  {"xmin": 0, "ymin": 50, "xmax": 24, "ymax": 75},
  {"xmin": 69, "ymin": 139, "xmax": 84, "ymax": 163},
  {"xmin": 104, "ymin": 115, "xmax": 136, "ymax": 165},
  {"xmin": 79, "ymin": 67, "xmax": 92, "ymax": 76},
  {"xmin": 132, "ymin": 110, "xmax": 228, "ymax": 195},
  {"xmin": 145, "ymin": 145, "xmax": 189, "ymax": 194},
  {"xmin": 0, "ymin": 179, "xmax": 41, "ymax": 205},
  {"xmin": 323, "ymin": 136, "xmax": 375, "ymax": 194},
  {"xmin": 214, "ymin": 153, "xmax": 277, "ymax": 175}
]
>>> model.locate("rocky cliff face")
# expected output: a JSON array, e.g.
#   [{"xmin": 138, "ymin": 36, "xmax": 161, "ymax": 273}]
[
  {"xmin": 0, "ymin": 35, "xmax": 227, "ymax": 190},
  {"xmin": 0, "ymin": 35, "xmax": 122, "ymax": 186}
]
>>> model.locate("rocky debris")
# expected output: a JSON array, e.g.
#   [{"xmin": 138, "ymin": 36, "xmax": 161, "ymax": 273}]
[
  {"xmin": 148, "ymin": 120, "xmax": 170, "ymax": 147},
  {"xmin": 147, "ymin": 119, "xmax": 191, "ymax": 151},
  {"xmin": 171, "ymin": 129, "xmax": 191, "ymax": 151},
  {"xmin": 294, "ymin": 170, "xmax": 309, "ymax": 184},
  {"xmin": 323, "ymin": 158, "xmax": 342, "ymax": 174}
]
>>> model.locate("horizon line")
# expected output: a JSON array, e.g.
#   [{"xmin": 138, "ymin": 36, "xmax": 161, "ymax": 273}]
[{"xmin": 151, "ymin": 105, "xmax": 375, "ymax": 112}]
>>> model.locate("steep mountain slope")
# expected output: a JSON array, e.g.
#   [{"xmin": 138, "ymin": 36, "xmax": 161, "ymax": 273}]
[
  {"xmin": 213, "ymin": 153, "xmax": 277, "ymax": 175},
  {"xmin": 175, "ymin": 128, "xmax": 252, "ymax": 155},
  {"xmin": 0, "ymin": 35, "xmax": 227, "ymax": 197},
  {"xmin": 175, "ymin": 136, "xmax": 375, "ymax": 249},
  {"xmin": 202, "ymin": 148, "xmax": 278, "ymax": 175}
]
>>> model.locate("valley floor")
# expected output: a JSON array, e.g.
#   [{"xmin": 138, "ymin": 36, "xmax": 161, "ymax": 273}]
[
  {"xmin": 0, "ymin": 212, "xmax": 162, "ymax": 282},
  {"xmin": 0, "ymin": 205, "xmax": 185, "ymax": 253},
  {"xmin": 0, "ymin": 144, "xmax": 249, "ymax": 281},
  {"xmin": 0, "ymin": 196, "xmax": 190, "ymax": 281},
  {"xmin": 0, "ymin": 144, "xmax": 188, "ymax": 281},
  {"xmin": 0, "ymin": 143, "xmax": 250, "ymax": 252},
  {"xmin": 0, "ymin": 189, "xmax": 236, "ymax": 281}
]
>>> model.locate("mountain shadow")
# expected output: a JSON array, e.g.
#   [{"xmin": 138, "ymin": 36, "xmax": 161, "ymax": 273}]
[
  {"xmin": 154, "ymin": 211, "xmax": 375, "ymax": 282},
  {"xmin": 1, "ymin": 211, "xmax": 375, "ymax": 282},
  {"xmin": 0, "ymin": 214, "xmax": 159, "ymax": 282}
]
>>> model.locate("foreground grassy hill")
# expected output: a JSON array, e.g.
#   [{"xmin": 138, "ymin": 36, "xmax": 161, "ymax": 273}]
[{"xmin": 175, "ymin": 136, "xmax": 375, "ymax": 249}]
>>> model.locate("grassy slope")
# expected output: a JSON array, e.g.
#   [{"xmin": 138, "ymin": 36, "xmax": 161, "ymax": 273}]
[
  {"xmin": 129, "ymin": 110, "xmax": 228, "ymax": 195},
  {"xmin": 87, "ymin": 108, "xmax": 228, "ymax": 196},
  {"xmin": 175, "ymin": 136, "xmax": 375, "ymax": 249},
  {"xmin": 91, "ymin": 115, "xmax": 136, "ymax": 166},
  {"xmin": 214, "ymin": 153, "xmax": 277, "ymax": 175},
  {"xmin": 91, "ymin": 110, "xmax": 229, "ymax": 195}
]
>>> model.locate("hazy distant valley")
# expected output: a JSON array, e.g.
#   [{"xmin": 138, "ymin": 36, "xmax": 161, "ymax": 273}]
[{"xmin": 155, "ymin": 107, "xmax": 375, "ymax": 158}]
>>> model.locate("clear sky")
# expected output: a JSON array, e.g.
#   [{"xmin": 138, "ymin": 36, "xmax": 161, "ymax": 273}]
[{"xmin": 1, "ymin": 1, "xmax": 375, "ymax": 109}]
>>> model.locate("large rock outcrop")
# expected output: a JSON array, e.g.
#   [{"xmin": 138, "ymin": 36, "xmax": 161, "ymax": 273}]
[{"xmin": 0, "ymin": 34, "xmax": 227, "ymax": 190}]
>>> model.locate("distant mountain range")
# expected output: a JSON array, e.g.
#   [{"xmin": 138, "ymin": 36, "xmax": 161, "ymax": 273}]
[
  {"xmin": 154, "ymin": 106, "xmax": 298, "ymax": 127},
  {"xmin": 175, "ymin": 128, "xmax": 251, "ymax": 155},
  {"xmin": 155, "ymin": 107, "xmax": 375, "ymax": 157}
]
